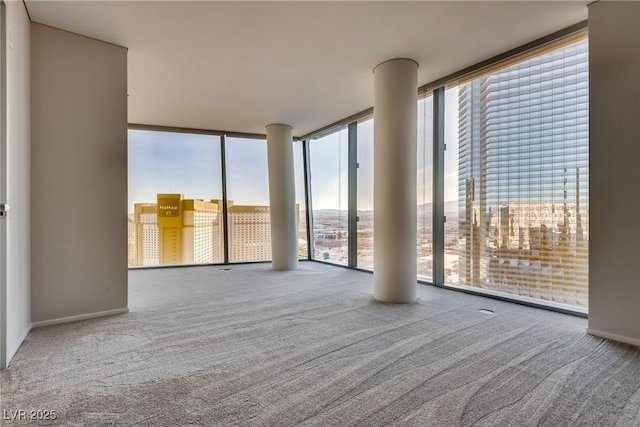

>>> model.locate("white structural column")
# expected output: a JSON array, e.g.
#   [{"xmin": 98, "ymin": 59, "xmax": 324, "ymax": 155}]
[
  {"xmin": 373, "ymin": 59, "xmax": 418, "ymax": 303},
  {"xmin": 266, "ymin": 124, "xmax": 298, "ymax": 271}
]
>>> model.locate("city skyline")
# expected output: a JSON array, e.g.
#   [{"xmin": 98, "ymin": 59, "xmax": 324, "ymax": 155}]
[
  {"xmin": 129, "ymin": 99, "xmax": 462, "ymax": 215},
  {"xmin": 450, "ymin": 37, "xmax": 589, "ymax": 306},
  {"xmin": 128, "ymin": 193, "xmax": 307, "ymax": 267}
]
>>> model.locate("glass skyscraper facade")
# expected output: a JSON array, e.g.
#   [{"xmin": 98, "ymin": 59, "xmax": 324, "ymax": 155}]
[{"xmin": 448, "ymin": 37, "xmax": 589, "ymax": 307}]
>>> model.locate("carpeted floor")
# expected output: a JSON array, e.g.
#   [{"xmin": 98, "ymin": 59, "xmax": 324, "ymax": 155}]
[{"xmin": 1, "ymin": 262, "xmax": 639, "ymax": 426}]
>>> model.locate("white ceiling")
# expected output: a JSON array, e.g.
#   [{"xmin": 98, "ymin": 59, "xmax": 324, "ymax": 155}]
[{"xmin": 25, "ymin": 1, "xmax": 589, "ymax": 137}]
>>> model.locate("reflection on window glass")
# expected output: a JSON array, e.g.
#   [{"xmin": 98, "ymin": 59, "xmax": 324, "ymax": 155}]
[
  {"xmin": 357, "ymin": 119, "xmax": 374, "ymax": 270},
  {"xmin": 444, "ymin": 88, "xmax": 459, "ymax": 283},
  {"xmin": 225, "ymin": 137, "xmax": 272, "ymax": 262},
  {"xmin": 444, "ymin": 38, "xmax": 589, "ymax": 308},
  {"xmin": 293, "ymin": 141, "xmax": 308, "ymax": 259},
  {"xmin": 128, "ymin": 130, "xmax": 224, "ymax": 267},
  {"xmin": 309, "ymin": 128, "xmax": 349, "ymax": 265},
  {"xmin": 417, "ymin": 95, "xmax": 434, "ymax": 281}
]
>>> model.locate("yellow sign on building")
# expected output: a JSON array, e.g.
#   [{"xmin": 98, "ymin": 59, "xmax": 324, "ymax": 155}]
[{"xmin": 157, "ymin": 194, "xmax": 183, "ymax": 264}]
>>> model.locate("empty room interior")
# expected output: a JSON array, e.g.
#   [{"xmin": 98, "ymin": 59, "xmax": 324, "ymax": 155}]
[{"xmin": 1, "ymin": 1, "xmax": 639, "ymax": 425}]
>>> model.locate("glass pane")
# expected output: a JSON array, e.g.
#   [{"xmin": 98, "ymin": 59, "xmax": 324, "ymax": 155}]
[
  {"xmin": 444, "ymin": 88, "xmax": 460, "ymax": 283},
  {"xmin": 293, "ymin": 140, "xmax": 308, "ymax": 259},
  {"xmin": 128, "ymin": 130, "xmax": 224, "ymax": 267},
  {"xmin": 444, "ymin": 37, "xmax": 589, "ymax": 308},
  {"xmin": 225, "ymin": 137, "xmax": 271, "ymax": 262},
  {"xmin": 309, "ymin": 128, "xmax": 349, "ymax": 265},
  {"xmin": 417, "ymin": 95, "xmax": 434, "ymax": 281},
  {"xmin": 357, "ymin": 119, "xmax": 374, "ymax": 270}
]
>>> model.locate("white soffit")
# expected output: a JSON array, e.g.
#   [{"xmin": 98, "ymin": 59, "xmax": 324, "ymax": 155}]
[{"xmin": 25, "ymin": 1, "xmax": 589, "ymax": 136}]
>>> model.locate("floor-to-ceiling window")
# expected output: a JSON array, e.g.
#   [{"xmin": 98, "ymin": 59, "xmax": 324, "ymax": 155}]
[
  {"xmin": 308, "ymin": 98, "xmax": 435, "ymax": 275},
  {"xmin": 293, "ymin": 140, "xmax": 308, "ymax": 259},
  {"xmin": 443, "ymin": 88, "xmax": 460, "ymax": 284},
  {"xmin": 301, "ymin": 28, "xmax": 588, "ymax": 313},
  {"xmin": 225, "ymin": 136, "xmax": 272, "ymax": 263},
  {"xmin": 129, "ymin": 130, "xmax": 305, "ymax": 267},
  {"xmin": 444, "ymin": 35, "xmax": 589, "ymax": 308},
  {"xmin": 356, "ymin": 119, "xmax": 374, "ymax": 270},
  {"xmin": 128, "ymin": 129, "xmax": 224, "ymax": 267},
  {"xmin": 308, "ymin": 127, "xmax": 349, "ymax": 265},
  {"xmin": 417, "ymin": 94, "xmax": 434, "ymax": 282}
]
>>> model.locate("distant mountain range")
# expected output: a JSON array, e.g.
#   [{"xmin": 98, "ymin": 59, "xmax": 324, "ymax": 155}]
[
  {"xmin": 312, "ymin": 201, "xmax": 459, "ymax": 216},
  {"xmin": 128, "ymin": 201, "xmax": 460, "ymax": 219}
]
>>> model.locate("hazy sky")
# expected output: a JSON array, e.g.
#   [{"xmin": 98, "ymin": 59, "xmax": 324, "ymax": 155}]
[
  {"xmin": 308, "ymin": 128, "xmax": 349, "ymax": 211},
  {"xmin": 128, "ymin": 130, "xmax": 222, "ymax": 213},
  {"xmin": 128, "ymin": 131, "xmax": 306, "ymax": 213},
  {"xmin": 225, "ymin": 137, "xmax": 270, "ymax": 206},
  {"xmin": 128, "ymin": 92, "xmax": 461, "ymax": 213}
]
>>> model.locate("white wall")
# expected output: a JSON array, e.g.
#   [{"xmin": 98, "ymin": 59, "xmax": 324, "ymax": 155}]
[
  {"xmin": 31, "ymin": 23, "xmax": 128, "ymax": 324},
  {"xmin": 588, "ymin": 1, "xmax": 640, "ymax": 346},
  {"xmin": 3, "ymin": 0, "xmax": 31, "ymax": 369}
]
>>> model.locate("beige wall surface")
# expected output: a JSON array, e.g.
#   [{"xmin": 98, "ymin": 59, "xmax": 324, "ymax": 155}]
[
  {"xmin": 588, "ymin": 1, "xmax": 640, "ymax": 345},
  {"xmin": 31, "ymin": 23, "xmax": 128, "ymax": 323},
  {"xmin": 3, "ymin": 0, "xmax": 31, "ymax": 368}
]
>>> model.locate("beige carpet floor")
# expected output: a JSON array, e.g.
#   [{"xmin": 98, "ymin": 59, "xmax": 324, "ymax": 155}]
[{"xmin": 1, "ymin": 262, "xmax": 639, "ymax": 426}]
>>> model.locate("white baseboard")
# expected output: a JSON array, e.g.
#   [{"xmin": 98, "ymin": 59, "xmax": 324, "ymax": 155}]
[
  {"xmin": 32, "ymin": 307, "xmax": 129, "ymax": 328},
  {"xmin": 587, "ymin": 328, "xmax": 640, "ymax": 347}
]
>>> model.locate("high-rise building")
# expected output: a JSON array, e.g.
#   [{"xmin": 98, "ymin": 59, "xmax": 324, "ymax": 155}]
[
  {"xmin": 156, "ymin": 193, "xmax": 183, "ymax": 265},
  {"xmin": 227, "ymin": 203, "xmax": 272, "ymax": 262},
  {"xmin": 182, "ymin": 199, "xmax": 224, "ymax": 264},
  {"xmin": 156, "ymin": 194, "xmax": 224, "ymax": 265},
  {"xmin": 456, "ymin": 38, "xmax": 589, "ymax": 306},
  {"xmin": 134, "ymin": 203, "xmax": 160, "ymax": 266},
  {"xmin": 131, "ymin": 195, "xmax": 295, "ymax": 265},
  {"xmin": 127, "ymin": 218, "xmax": 136, "ymax": 266},
  {"xmin": 132, "ymin": 195, "xmax": 224, "ymax": 266}
]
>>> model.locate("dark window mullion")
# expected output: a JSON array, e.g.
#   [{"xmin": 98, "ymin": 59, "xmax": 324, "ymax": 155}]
[
  {"xmin": 303, "ymin": 140, "xmax": 314, "ymax": 261},
  {"xmin": 220, "ymin": 135, "xmax": 230, "ymax": 264},
  {"xmin": 433, "ymin": 87, "xmax": 446, "ymax": 286},
  {"xmin": 348, "ymin": 122, "xmax": 358, "ymax": 268}
]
